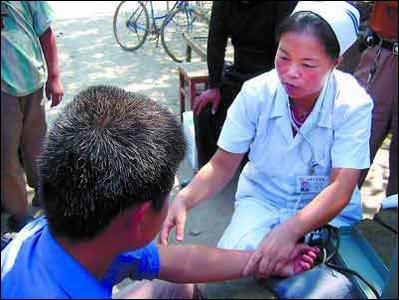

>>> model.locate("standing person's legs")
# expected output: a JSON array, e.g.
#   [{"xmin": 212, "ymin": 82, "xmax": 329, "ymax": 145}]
[
  {"xmin": 19, "ymin": 87, "xmax": 47, "ymax": 199},
  {"xmin": 1, "ymin": 91, "xmax": 29, "ymax": 222},
  {"xmin": 1, "ymin": 88, "xmax": 46, "ymax": 230},
  {"xmin": 194, "ymin": 106, "xmax": 218, "ymax": 168},
  {"xmin": 354, "ymin": 47, "xmax": 396, "ymax": 191},
  {"xmin": 193, "ymin": 83, "xmax": 237, "ymax": 168},
  {"xmin": 387, "ymin": 72, "xmax": 398, "ymax": 196}
]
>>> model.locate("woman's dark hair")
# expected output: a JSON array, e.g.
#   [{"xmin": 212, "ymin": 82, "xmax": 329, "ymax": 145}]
[
  {"xmin": 38, "ymin": 85, "xmax": 186, "ymax": 240},
  {"xmin": 276, "ymin": 11, "xmax": 340, "ymax": 60}
]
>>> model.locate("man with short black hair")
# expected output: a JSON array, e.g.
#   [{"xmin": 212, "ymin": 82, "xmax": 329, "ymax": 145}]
[{"xmin": 1, "ymin": 86, "xmax": 318, "ymax": 299}]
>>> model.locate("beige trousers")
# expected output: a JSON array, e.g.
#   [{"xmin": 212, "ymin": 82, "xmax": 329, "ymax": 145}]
[
  {"xmin": 1, "ymin": 87, "xmax": 47, "ymax": 218},
  {"xmin": 113, "ymin": 280, "xmax": 194, "ymax": 299}
]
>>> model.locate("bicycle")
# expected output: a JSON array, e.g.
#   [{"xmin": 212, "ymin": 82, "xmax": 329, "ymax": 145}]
[{"xmin": 113, "ymin": 1, "xmax": 209, "ymax": 62}]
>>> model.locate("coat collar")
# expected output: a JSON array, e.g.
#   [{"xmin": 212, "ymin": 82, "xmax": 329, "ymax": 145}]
[{"xmin": 270, "ymin": 75, "xmax": 335, "ymax": 129}]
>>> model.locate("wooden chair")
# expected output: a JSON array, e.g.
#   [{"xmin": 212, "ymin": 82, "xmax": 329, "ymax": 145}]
[{"xmin": 178, "ymin": 62, "xmax": 209, "ymax": 121}]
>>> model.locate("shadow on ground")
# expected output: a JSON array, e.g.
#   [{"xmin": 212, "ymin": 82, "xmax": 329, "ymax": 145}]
[{"xmin": 47, "ymin": 13, "xmax": 192, "ymax": 126}]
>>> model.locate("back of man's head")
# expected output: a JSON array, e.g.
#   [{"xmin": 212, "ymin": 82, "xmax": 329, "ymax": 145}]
[{"xmin": 38, "ymin": 85, "xmax": 186, "ymax": 240}]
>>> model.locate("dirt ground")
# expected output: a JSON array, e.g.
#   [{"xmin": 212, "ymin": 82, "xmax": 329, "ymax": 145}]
[{"xmin": 1, "ymin": 1, "xmax": 390, "ymax": 231}]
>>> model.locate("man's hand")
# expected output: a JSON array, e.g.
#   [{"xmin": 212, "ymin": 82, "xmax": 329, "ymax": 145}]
[
  {"xmin": 160, "ymin": 196, "xmax": 188, "ymax": 245},
  {"xmin": 45, "ymin": 76, "xmax": 64, "ymax": 107},
  {"xmin": 39, "ymin": 27, "xmax": 64, "ymax": 107},
  {"xmin": 193, "ymin": 88, "xmax": 221, "ymax": 116}
]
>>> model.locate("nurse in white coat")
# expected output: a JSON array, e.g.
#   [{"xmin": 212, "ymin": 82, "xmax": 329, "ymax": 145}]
[{"xmin": 161, "ymin": 1, "xmax": 373, "ymax": 279}]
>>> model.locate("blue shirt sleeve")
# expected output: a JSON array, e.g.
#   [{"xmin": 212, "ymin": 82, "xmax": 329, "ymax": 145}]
[
  {"xmin": 27, "ymin": 1, "xmax": 53, "ymax": 36},
  {"xmin": 101, "ymin": 242, "xmax": 160, "ymax": 287}
]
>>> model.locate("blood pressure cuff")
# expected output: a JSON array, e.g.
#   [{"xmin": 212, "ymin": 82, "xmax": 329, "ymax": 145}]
[{"xmin": 266, "ymin": 264, "xmax": 359, "ymax": 299}]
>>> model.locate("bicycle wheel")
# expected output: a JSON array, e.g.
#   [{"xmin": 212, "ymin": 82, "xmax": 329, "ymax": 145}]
[
  {"xmin": 161, "ymin": 7, "xmax": 201, "ymax": 63},
  {"xmin": 113, "ymin": 1, "xmax": 149, "ymax": 51}
]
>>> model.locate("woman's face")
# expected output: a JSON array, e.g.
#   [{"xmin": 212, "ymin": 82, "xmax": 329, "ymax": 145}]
[{"xmin": 275, "ymin": 31, "xmax": 339, "ymax": 103}]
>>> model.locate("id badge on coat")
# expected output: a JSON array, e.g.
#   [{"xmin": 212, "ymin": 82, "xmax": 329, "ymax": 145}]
[{"xmin": 296, "ymin": 176, "xmax": 329, "ymax": 194}]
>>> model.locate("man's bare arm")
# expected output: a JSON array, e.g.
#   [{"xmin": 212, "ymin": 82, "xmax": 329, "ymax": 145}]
[{"xmin": 158, "ymin": 244, "xmax": 252, "ymax": 283}]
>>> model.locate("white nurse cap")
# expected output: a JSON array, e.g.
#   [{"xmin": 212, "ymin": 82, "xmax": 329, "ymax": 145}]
[{"xmin": 291, "ymin": 1, "xmax": 360, "ymax": 56}]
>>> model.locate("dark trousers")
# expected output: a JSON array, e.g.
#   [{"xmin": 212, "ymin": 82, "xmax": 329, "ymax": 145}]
[
  {"xmin": 354, "ymin": 45, "xmax": 398, "ymax": 196},
  {"xmin": 194, "ymin": 78, "xmax": 243, "ymax": 168}
]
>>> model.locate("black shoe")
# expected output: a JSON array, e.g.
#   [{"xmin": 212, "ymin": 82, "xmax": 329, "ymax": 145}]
[{"xmin": 7, "ymin": 215, "xmax": 35, "ymax": 232}]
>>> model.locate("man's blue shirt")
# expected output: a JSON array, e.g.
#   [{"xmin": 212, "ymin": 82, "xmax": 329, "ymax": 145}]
[{"xmin": 1, "ymin": 217, "xmax": 160, "ymax": 299}]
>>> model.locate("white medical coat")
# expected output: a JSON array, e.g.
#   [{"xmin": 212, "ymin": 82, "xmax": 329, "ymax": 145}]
[{"xmin": 217, "ymin": 69, "xmax": 373, "ymax": 250}]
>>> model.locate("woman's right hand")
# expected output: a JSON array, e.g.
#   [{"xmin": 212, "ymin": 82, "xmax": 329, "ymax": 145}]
[{"xmin": 160, "ymin": 195, "xmax": 188, "ymax": 245}]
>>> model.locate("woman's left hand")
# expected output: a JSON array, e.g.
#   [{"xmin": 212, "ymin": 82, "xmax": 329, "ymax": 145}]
[{"xmin": 243, "ymin": 220, "xmax": 303, "ymax": 278}]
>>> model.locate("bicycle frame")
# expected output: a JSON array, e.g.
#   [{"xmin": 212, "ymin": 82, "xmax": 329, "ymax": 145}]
[
  {"xmin": 126, "ymin": 1, "xmax": 194, "ymax": 33},
  {"xmin": 113, "ymin": 0, "xmax": 200, "ymax": 60},
  {"xmin": 146, "ymin": 1, "xmax": 191, "ymax": 22}
]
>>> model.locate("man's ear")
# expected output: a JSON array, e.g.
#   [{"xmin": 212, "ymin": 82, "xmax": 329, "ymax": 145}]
[{"xmin": 128, "ymin": 201, "xmax": 153, "ymax": 229}]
